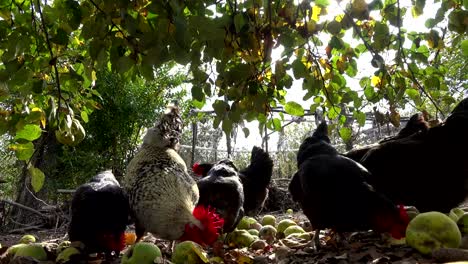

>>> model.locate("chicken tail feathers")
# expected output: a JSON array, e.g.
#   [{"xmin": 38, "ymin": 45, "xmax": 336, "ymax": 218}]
[
  {"xmin": 241, "ymin": 146, "xmax": 273, "ymax": 187},
  {"xmin": 314, "ymin": 121, "xmax": 328, "ymax": 137}
]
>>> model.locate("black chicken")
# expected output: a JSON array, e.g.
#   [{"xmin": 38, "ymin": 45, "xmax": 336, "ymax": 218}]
[
  {"xmin": 289, "ymin": 121, "xmax": 409, "ymax": 248},
  {"xmin": 239, "ymin": 146, "xmax": 273, "ymax": 216},
  {"xmin": 344, "ymin": 113, "xmax": 429, "ymax": 163},
  {"xmin": 196, "ymin": 159, "xmax": 245, "ymax": 233},
  {"xmin": 68, "ymin": 170, "xmax": 130, "ymax": 256},
  {"xmin": 193, "ymin": 146, "xmax": 273, "ymax": 217},
  {"xmin": 361, "ymin": 98, "xmax": 468, "ymax": 213}
]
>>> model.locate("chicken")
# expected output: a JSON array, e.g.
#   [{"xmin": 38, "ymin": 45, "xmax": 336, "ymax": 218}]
[
  {"xmin": 289, "ymin": 121, "xmax": 409, "ymax": 248},
  {"xmin": 239, "ymin": 146, "xmax": 274, "ymax": 216},
  {"xmin": 192, "ymin": 146, "xmax": 273, "ymax": 217},
  {"xmin": 123, "ymin": 105, "xmax": 224, "ymax": 247},
  {"xmin": 196, "ymin": 159, "xmax": 245, "ymax": 233},
  {"xmin": 361, "ymin": 98, "xmax": 468, "ymax": 213},
  {"xmin": 344, "ymin": 113, "xmax": 429, "ymax": 163},
  {"xmin": 68, "ymin": 170, "xmax": 130, "ymax": 256}
]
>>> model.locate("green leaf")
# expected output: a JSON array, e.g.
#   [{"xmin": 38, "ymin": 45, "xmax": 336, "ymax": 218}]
[
  {"xmin": 81, "ymin": 111, "xmax": 89, "ymax": 123},
  {"xmin": 461, "ymin": 39, "xmax": 468, "ymax": 57},
  {"xmin": 10, "ymin": 142, "xmax": 35, "ymax": 161},
  {"xmin": 327, "ymin": 106, "xmax": 341, "ymax": 120},
  {"xmin": 354, "ymin": 111, "xmax": 366, "ymax": 126},
  {"xmin": 292, "ymin": 59, "xmax": 308, "ymax": 79},
  {"xmin": 272, "ymin": 118, "xmax": 281, "ymax": 131},
  {"xmin": 316, "ymin": 0, "xmax": 330, "ymax": 7},
  {"xmin": 222, "ymin": 116, "xmax": 233, "ymax": 134},
  {"xmin": 15, "ymin": 124, "xmax": 42, "ymax": 141},
  {"xmin": 115, "ymin": 56, "xmax": 134, "ymax": 74},
  {"xmin": 284, "ymin": 101, "xmax": 305, "ymax": 116},
  {"xmin": 50, "ymin": 28, "xmax": 69, "ymax": 46},
  {"xmin": 242, "ymin": 127, "xmax": 250, "ymax": 138},
  {"xmin": 364, "ymin": 86, "xmax": 375, "ymax": 100},
  {"xmin": 191, "ymin": 86, "xmax": 205, "ymax": 101},
  {"xmin": 29, "ymin": 167, "xmax": 45, "ymax": 193},
  {"xmin": 213, "ymin": 100, "xmax": 229, "ymax": 116},
  {"xmin": 339, "ymin": 127, "xmax": 352, "ymax": 142},
  {"xmin": 406, "ymin": 88, "xmax": 422, "ymax": 105},
  {"xmin": 192, "ymin": 99, "xmax": 205, "ymax": 109},
  {"xmin": 425, "ymin": 18, "xmax": 436, "ymax": 28},
  {"xmin": 465, "ymin": 0, "xmax": 468, "ymax": 9},
  {"xmin": 234, "ymin": 13, "xmax": 245, "ymax": 33}
]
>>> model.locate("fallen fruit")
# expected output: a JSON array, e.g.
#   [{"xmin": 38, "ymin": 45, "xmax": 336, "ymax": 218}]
[
  {"xmin": 14, "ymin": 243, "xmax": 47, "ymax": 261},
  {"xmin": 56, "ymin": 247, "xmax": 81, "ymax": 264},
  {"xmin": 6, "ymin": 244, "xmax": 27, "ymax": 256},
  {"xmin": 171, "ymin": 241, "xmax": 209, "ymax": 264},
  {"xmin": 277, "ymin": 219, "xmax": 297, "ymax": 234},
  {"xmin": 125, "ymin": 233, "xmax": 137, "ymax": 245},
  {"xmin": 283, "ymin": 225, "xmax": 305, "ymax": 237},
  {"xmin": 237, "ymin": 217, "xmax": 257, "ymax": 230},
  {"xmin": 259, "ymin": 225, "xmax": 277, "ymax": 244},
  {"xmin": 250, "ymin": 239, "xmax": 268, "ymax": 250},
  {"xmin": 261, "ymin": 215, "xmax": 276, "ymax": 227},
  {"xmin": 406, "ymin": 211, "xmax": 461, "ymax": 255},
  {"xmin": 227, "ymin": 230, "xmax": 256, "ymax": 248},
  {"xmin": 286, "ymin": 232, "xmax": 312, "ymax": 241},
  {"xmin": 209, "ymin": 256, "xmax": 224, "ymax": 263},
  {"xmin": 122, "ymin": 242, "xmax": 162, "ymax": 264},
  {"xmin": 248, "ymin": 229, "xmax": 259, "ymax": 236},
  {"xmin": 449, "ymin": 208, "xmax": 465, "ymax": 222},
  {"xmin": 19, "ymin": 235, "xmax": 36, "ymax": 244},
  {"xmin": 56, "ymin": 241, "xmax": 71, "ymax": 254},
  {"xmin": 298, "ymin": 232, "xmax": 312, "ymax": 240},
  {"xmin": 406, "ymin": 206, "xmax": 420, "ymax": 221},
  {"xmin": 250, "ymin": 222, "xmax": 263, "ymax": 231},
  {"xmin": 286, "ymin": 209, "xmax": 293, "ymax": 214},
  {"xmin": 457, "ymin": 213, "xmax": 468, "ymax": 234}
]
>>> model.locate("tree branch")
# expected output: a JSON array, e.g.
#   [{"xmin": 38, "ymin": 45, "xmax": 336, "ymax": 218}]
[
  {"xmin": 396, "ymin": 0, "xmax": 444, "ymax": 117},
  {"xmin": 1, "ymin": 199, "xmax": 48, "ymax": 218},
  {"xmin": 35, "ymin": 0, "xmax": 62, "ymax": 112}
]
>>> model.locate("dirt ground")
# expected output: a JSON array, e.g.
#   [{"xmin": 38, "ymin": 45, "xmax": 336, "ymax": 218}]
[{"xmin": 0, "ymin": 211, "xmax": 450, "ymax": 264}]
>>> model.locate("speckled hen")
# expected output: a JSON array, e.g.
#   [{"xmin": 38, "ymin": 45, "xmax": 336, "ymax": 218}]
[{"xmin": 123, "ymin": 104, "xmax": 223, "ymax": 246}]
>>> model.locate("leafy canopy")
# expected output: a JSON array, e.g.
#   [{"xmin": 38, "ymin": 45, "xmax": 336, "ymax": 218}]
[{"xmin": 0, "ymin": 0, "xmax": 467, "ymax": 174}]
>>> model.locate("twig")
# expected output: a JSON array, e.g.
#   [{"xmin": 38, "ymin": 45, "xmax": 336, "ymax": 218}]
[
  {"xmin": 432, "ymin": 26, "xmax": 447, "ymax": 67},
  {"xmin": 25, "ymin": 184, "xmax": 53, "ymax": 208},
  {"xmin": 9, "ymin": 225, "xmax": 43, "ymax": 234},
  {"xmin": 1, "ymin": 199, "xmax": 49, "ymax": 218},
  {"xmin": 432, "ymin": 248, "xmax": 468, "ymax": 262}
]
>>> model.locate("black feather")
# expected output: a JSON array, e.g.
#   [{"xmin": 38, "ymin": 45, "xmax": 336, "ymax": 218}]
[
  {"xmin": 239, "ymin": 146, "xmax": 273, "ymax": 216},
  {"xmin": 197, "ymin": 160, "xmax": 244, "ymax": 233},
  {"xmin": 68, "ymin": 170, "xmax": 130, "ymax": 255}
]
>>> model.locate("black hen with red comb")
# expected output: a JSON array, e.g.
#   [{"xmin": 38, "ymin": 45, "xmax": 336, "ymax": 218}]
[
  {"xmin": 289, "ymin": 121, "xmax": 409, "ymax": 248},
  {"xmin": 193, "ymin": 146, "xmax": 273, "ymax": 217},
  {"xmin": 196, "ymin": 159, "xmax": 245, "ymax": 233},
  {"xmin": 69, "ymin": 170, "xmax": 130, "ymax": 257},
  {"xmin": 361, "ymin": 97, "xmax": 468, "ymax": 213},
  {"xmin": 344, "ymin": 113, "xmax": 429, "ymax": 163}
]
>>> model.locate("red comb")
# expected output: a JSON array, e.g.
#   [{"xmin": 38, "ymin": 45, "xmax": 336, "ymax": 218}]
[
  {"xmin": 398, "ymin": 204, "xmax": 409, "ymax": 222},
  {"xmin": 389, "ymin": 204, "xmax": 409, "ymax": 239},
  {"xmin": 192, "ymin": 163, "xmax": 203, "ymax": 176},
  {"xmin": 193, "ymin": 205, "xmax": 224, "ymax": 246}
]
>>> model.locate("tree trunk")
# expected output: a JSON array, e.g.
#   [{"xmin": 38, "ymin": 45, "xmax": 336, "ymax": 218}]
[{"xmin": 10, "ymin": 129, "xmax": 61, "ymax": 228}]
